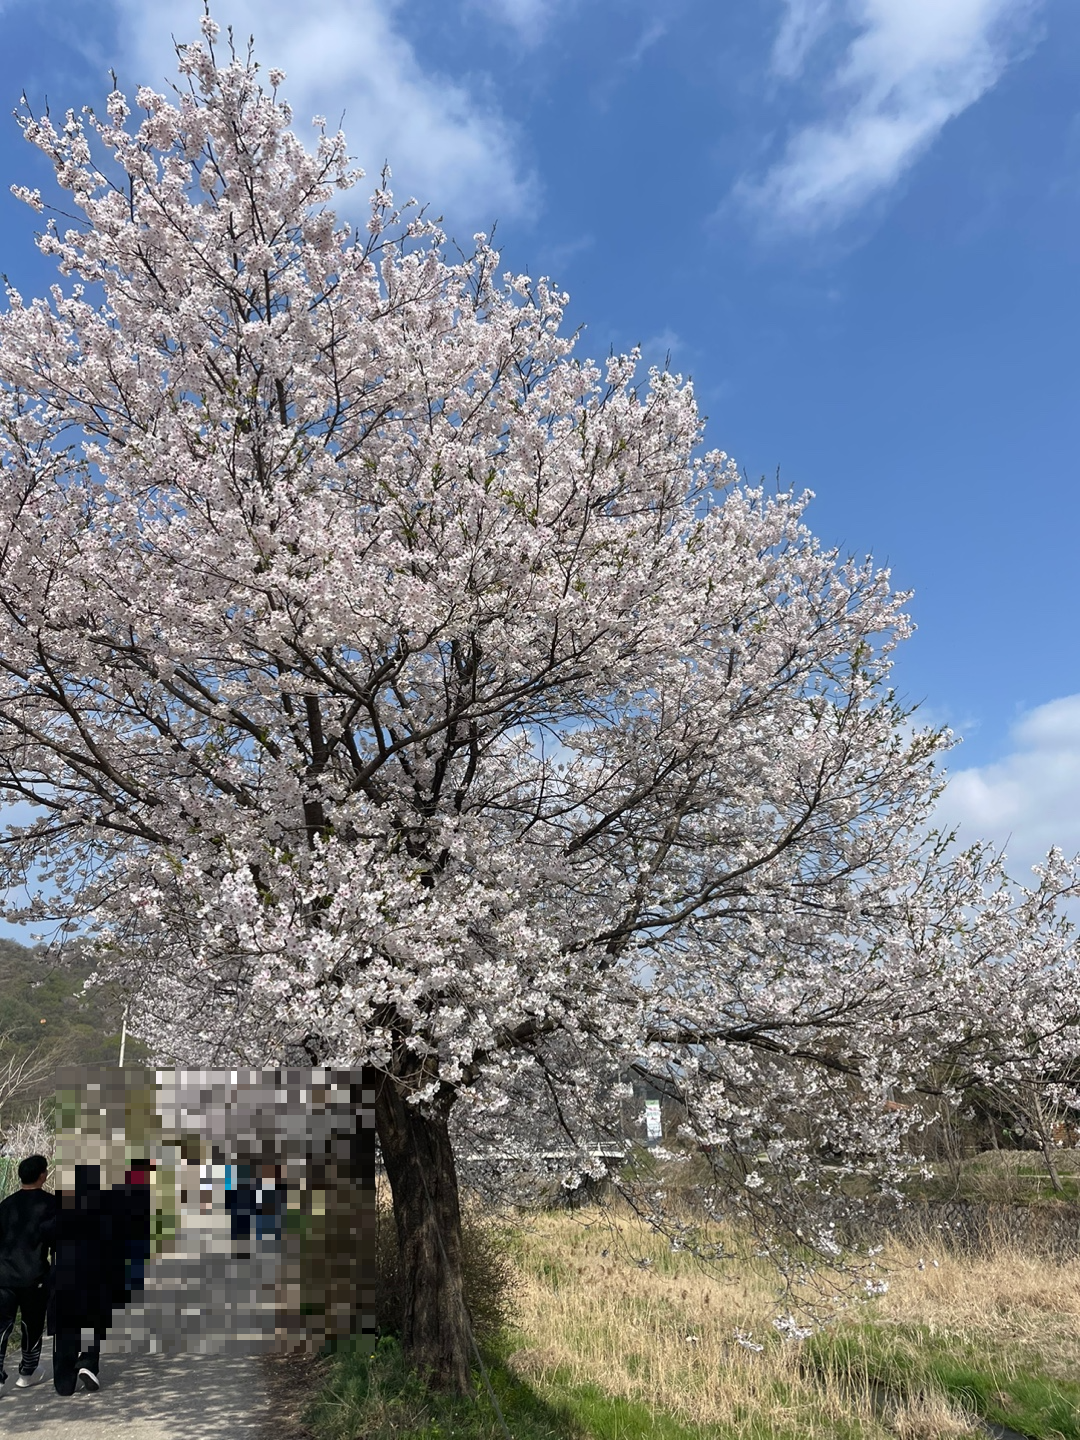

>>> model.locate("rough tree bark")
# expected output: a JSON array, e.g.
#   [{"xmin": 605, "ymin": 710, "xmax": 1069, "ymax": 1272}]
[{"xmin": 374, "ymin": 1071, "xmax": 472, "ymax": 1393}]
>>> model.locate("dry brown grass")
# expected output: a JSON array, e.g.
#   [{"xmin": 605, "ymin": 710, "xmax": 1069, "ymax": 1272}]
[
  {"xmin": 873, "ymin": 1227, "xmax": 1080, "ymax": 1382},
  {"xmin": 882, "ymin": 1390, "xmax": 983, "ymax": 1440},
  {"xmin": 504, "ymin": 1205, "xmax": 1080, "ymax": 1438}
]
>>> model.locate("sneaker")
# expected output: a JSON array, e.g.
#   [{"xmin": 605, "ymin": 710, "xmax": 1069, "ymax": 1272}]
[
  {"xmin": 15, "ymin": 1368, "xmax": 49, "ymax": 1387},
  {"xmin": 77, "ymin": 1368, "xmax": 101, "ymax": 1392}
]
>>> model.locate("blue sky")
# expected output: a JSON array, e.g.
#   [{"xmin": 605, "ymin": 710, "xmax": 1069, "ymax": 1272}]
[{"xmin": 0, "ymin": 0, "xmax": 1077, "ymax": 892}]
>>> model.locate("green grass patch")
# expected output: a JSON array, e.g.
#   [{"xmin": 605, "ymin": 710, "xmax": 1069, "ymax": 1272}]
[
  {"xmin": 304, "ymin": 1334, "xmax": 887, "ymax": 1440},
  {"xmin": 304, "ymin": 1332, "xmax": 720, "ymax": 1440},
  {"xmin": 544, "ymin": 1382, "xmax": 711, "ymax": 1440},
  {"xmin": 808, "ymin": 1320, "xmax": 1080, "ymax": 1440},
  {"xmin": 538, "ymin": 1379, "xmax": 869, "ymax": 1440},
  {"xmin": 305, "ymin": 1333, "xmax": 575, "ymax": 1440},
  {"xmin": 900, "ymin": 1150, "xmax": 1080, "ymax": 1206}
]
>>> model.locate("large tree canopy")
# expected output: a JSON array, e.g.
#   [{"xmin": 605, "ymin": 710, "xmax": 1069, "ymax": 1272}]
[{"xmin": 0, "ymin": 17, "xmax": 1076, "ymax": 1389}]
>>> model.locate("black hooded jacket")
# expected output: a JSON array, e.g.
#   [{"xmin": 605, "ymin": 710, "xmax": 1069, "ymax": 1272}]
[
  {"xmin": 47, "ymin": 1166, "xmax": 127, "ymax": 1332},
  {"xmin": 0, "ymin": 1186, "xmax": 59, "ymax": 1289}
]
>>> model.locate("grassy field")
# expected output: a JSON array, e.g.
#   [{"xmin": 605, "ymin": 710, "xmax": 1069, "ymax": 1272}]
[
  {"xmin": 508, "ymin": 1207, "xmax": 1080, "ymax": 1438},
  {"xmin": 905, "ymin": 1148, "xmax": 1080, "ymax": 1206},
  {"xmin": 309, "ymin": 1198, "xmax": 1080, "ymax": 1440}
]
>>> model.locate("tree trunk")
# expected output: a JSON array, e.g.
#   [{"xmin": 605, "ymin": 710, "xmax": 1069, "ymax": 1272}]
[
  {"xmin": 1028, "ymin": 1091, "xmax": 1064, "ymax": 1194},
  {"xmin": 374, "ymin": 1072, "xmax": 473, "ymax": 1393}
]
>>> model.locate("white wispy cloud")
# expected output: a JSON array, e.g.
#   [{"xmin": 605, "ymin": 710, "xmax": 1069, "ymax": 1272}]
[
  {"xmin": 625, "ymin": 18, "xmax": 666, "ymax": 68},
  {"xmin": 940, "ymin": 694, "xmax": 1080, "ymax": 877},
  {"xmin": 742, "ymin": 0, "xmax": 1042, "ymax": 232},
  {"xmin": 640, "ymin": 328, "xmax": 685, "ymax": 375},
  {"xmin": 111, "ymin": 0, "xmax": 536, "ymax": 227},
  {"xmin": 771, "ymin": 0, "xmax": 838, "ymax": 79},
  {"xmin": 472, "ymin": 0, "xmax": 559, "ymax": 42}
]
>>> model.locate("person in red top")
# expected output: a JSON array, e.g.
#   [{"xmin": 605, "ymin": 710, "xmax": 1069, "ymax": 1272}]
[
  {"xmin": 0, "ymin": 1154, "xmax": 59, "ymax": 1395},
  {"xmin": 116, "ymin": 1161, "xmax": 154, "ymax": 1302}
]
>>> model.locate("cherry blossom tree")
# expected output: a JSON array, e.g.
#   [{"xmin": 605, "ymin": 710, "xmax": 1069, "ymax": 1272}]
[{"xmin": 0, "ymin": 19, "xmax": 1077, "ymax": 1390}]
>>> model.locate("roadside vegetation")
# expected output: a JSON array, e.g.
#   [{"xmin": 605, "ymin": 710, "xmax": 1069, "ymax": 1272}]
[
  {"xmin": 0, "ymin": 937, "xmax": 149, "ymax": 1198},
  {"xmin": 905, "ymin": 1148, "xmax": 1080, "ymax": 1206},
  {"xmin": 307, "ymin": 1182, "xmax": 1080, "ymax": 1440},
  {"xmin": 2, "ymin": 929, "xmax": 1076, "ymax": 1437}
]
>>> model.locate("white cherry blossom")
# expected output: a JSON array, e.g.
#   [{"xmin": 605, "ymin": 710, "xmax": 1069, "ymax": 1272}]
[{"xmin": 0, "ymin": 22, "xmax": 1076, "ymax": 1389}]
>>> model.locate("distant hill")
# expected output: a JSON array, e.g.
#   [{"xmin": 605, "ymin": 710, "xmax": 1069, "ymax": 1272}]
[{"xmin": 0, "ymin": 937, "xmax": 149, "ymax": 1128}]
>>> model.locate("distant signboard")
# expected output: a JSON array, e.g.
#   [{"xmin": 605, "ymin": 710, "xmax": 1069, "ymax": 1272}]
[{"xmin": 644, "ymin": 1099, "xmax": 662, "ymax": 1141}]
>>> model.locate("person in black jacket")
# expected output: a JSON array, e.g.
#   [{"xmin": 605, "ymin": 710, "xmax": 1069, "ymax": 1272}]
[
  {"xmin": 225, "ymin": 1160, "xmax": 257, "ymax": 1259},
  {"xmin": 0, "ymin": 1154, "xmax": 59, "ymax": 1394},
  {"xmin": 47, "ymin": 1164, "xmax": 127, "ymax": 1395}
]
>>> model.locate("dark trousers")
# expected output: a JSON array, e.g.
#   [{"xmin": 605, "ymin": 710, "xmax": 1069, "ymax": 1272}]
[
  {"xmin": 0, "ymin": 1281, "xmax": 48, "ymax": 1382},
  {"xmin": 255, "ymin": 1198, "xmax": 283, "ymax": 1245},
  {"xmin": 52, "ymin": 1326, "xmax": 104, "ymax": 1395},
  {"xmin": 226, "ymin": 1187, "xmax": 256, "ymax": 1244}
]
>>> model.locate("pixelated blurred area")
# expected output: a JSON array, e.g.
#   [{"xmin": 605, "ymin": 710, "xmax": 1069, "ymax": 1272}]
[{"xmin": 51, "ymin": 1066, "xmax": 376, "ymax": 1358}]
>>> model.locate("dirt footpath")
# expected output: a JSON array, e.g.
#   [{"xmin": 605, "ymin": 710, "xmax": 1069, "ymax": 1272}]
[
  {"xmin": 0, "ymin": 1208, "xmax": 308, "ymax": 1439},
  {"xmin": 1, "ymin": 1352, "xmax": 272, "ymax": 1439}
]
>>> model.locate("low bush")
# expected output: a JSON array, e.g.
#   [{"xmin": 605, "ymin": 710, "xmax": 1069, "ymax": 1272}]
[{"xmin": 375, "ymin": 1202, "xmax": 520, "ymax": 1346}]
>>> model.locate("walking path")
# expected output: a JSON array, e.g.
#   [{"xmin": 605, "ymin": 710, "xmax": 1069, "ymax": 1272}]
[
  {"xmin": 4, "ymin": 1352, "xmax": 271, "ymax": 1438},
  {"xmin": 3, "ymin": 1208, "xmax": 281, "ymax": 1437}
]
